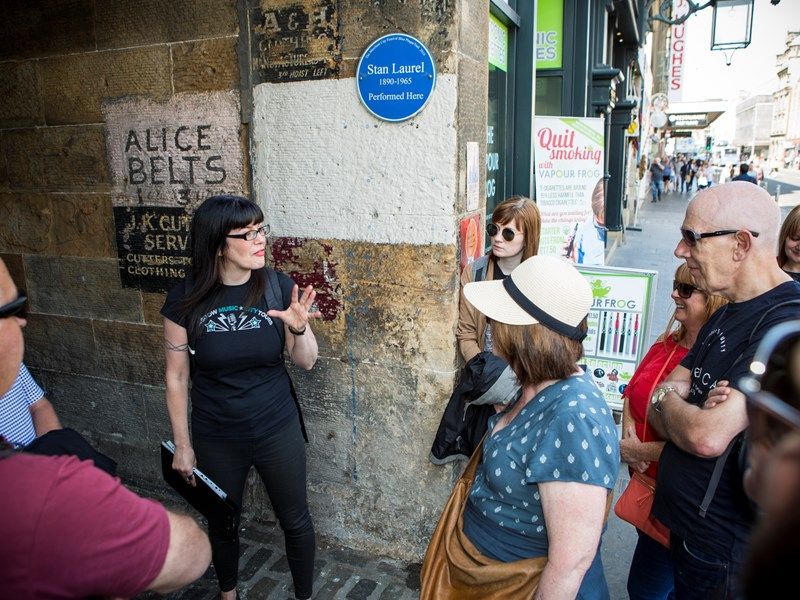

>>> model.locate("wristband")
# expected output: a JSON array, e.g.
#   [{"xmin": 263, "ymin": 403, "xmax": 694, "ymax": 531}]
[{"xmin": 288, "ymin": 324, "xmax": 306, "ymax": 336}]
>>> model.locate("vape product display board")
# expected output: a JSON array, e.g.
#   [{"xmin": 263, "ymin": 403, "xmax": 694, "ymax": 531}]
[{"xmin": 577, "ymin": 265, "xmax": 658, "ymax": 411}]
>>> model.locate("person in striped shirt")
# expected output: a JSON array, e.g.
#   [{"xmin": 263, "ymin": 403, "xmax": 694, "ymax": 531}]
[{"xmin": 0, "ymin": 362, "xmax": 60, "ymax": 448}]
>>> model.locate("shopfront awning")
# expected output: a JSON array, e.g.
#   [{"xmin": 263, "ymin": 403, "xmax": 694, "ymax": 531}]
[{"xmin": 666, "ymin": 100, "xmax": 727, "ymax": 129}]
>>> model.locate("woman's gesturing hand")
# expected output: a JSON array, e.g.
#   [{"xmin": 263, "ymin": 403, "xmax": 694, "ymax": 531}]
[
  {"xmin": 267, "ymin": 284, "xmax": 322, "ymax": 333},
  {"xmin": 173, "ymin": 444, "xmax": 197, "ymax": 487}
]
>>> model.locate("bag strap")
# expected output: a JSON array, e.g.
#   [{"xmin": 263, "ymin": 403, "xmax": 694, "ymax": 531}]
[
  {"xmin": 471, "ymin": 255, "xmax": 490, "ymax": 283},
  {"xmin": 263, "ymin": 267, "xmax": 285, "ymax": 347},
  {"xmin": 641, "ymin": 342, "xmax": 679, "ymax": 443},
  {"xmin": 460, "ymin": 433, "xmax": 487, "ymax": 483},
  {"xmin": 697, "ymin": 298, "xmax": 800, "ymax": 517},
  {"xmin": 699, "ymin": 437, "xmax": 737, "ymax": 517},
  {"xmin": 263, "ymin": 268, "xmax": 310, "ymax": 442}
]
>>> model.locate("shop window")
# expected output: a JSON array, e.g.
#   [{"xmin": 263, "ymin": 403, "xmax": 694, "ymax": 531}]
[{"xmin": 487, "ymin": 12, "xmax": 511, "ymax": 218}]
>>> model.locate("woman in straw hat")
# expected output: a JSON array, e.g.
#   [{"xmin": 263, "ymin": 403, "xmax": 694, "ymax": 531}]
[{"xmin": 421, "ymin": 256, "xmax": 619, "ymax": 599}]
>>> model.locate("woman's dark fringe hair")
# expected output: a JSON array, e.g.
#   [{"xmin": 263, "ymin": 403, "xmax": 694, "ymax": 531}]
[
  {"xmin": 179, "ymin": 195, "xmax": 266, "ymax": 342},
  {"xmin": 491, "ymin": 318, "xmax": 588, "ymax": 388}
]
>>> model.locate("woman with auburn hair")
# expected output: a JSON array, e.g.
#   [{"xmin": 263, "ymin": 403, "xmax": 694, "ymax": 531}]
[
  {"xmin": 620, "ymin": 264, "xmax": 728, "ymax": 600},
  {"xmin": 456, "ymin": 195, "xmax": 540, "ymax": 363},
  {"xmin": 778, "ymin": 204, "xmax": 800, "ymax": 282},
  {"xmin": 422, "ymin": 256, "xmax": 619, "ymax": 599},
  {"xmin": 161, "ymin": 195, "xmax": 319, "ymax": 600}
]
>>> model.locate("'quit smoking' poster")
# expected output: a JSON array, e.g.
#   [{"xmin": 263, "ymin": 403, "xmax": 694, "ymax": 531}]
[
  {"xmin": 534, "ymin": 116, "xmax": 606, "ymax": 265},
  {"xmin": 577, "ymin": 265, "xmax": 658, "ymax": 411}
]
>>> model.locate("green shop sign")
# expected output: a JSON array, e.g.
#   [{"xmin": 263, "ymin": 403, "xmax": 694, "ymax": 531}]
[
  {"xmin": 536, "ymin": 0, "xmax": 563, "ymax": 70},
  {"xmin": 488, "ymin": 13, "xmax": 508, "ymax": 72}
]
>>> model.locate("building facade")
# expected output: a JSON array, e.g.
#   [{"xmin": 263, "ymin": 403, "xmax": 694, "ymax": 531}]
[
  {"xmin": 771, "ymin": 30, "xmax": 800, "ymax": 169},
  {"xmin": 734, "ymin": 94, "xmax": 774, "ymax": 162},
  {"xmin": 0, "ymin": 0, "xmax": 647, "ymax": 558}
]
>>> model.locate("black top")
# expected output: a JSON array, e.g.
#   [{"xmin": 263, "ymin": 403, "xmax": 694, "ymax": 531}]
[
  {"xmin": 161, "ymin": 271, "xmax": 296, "ymax": 440},
  {"xmin": 653, "ymin": 281, "xmax": 800, "ymax": 558},
  {"xmin": 784, "ymin": 269, "xmax": 800, "ymax": 283}
]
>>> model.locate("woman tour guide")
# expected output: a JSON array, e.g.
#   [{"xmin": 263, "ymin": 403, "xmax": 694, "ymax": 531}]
[{"xmin": 161, "ymin": 195, "xmax": 319, "ymax": 600}]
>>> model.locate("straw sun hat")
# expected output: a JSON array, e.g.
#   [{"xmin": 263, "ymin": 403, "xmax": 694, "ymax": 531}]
[{"xmin": 464, "ymin": 255, "xmax": 592, "ymax": 342}]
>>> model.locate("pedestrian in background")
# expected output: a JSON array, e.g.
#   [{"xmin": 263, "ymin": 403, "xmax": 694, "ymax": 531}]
[
  {"xmin": 663, "ymin": 157, "xmax": 674, "ymax": 193},
  {"xmin": 676, "ymin": 155, "xmax": 687, "ymax": 194},
  {"xmin": 696, "ymin": 162, "xmax": 711, "ymax": 190},
  {"xmin": 620, "ymin": 264, "xmax": 727, "ymax": 600},
  {"xmin": 650, "ymin": 157, "xmax": 664, "ymax": 202},
  {"xmin": 778, "ymin": 204, "xmax": 800, "ymax": 282},
  {"xmin": 648, "ymin": 182, "xmax": 800, "ymax": 600},
  {"xmin": 162, "ymin": 195, "xmax": 320, "ymax": 600},
  {"xmin": 732, "ymin": 163, "xmax": 757, "ymax": 185}
]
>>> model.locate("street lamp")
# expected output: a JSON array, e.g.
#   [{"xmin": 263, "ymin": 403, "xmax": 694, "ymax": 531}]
[{"xmin": 710, "ymin": 0, "xmax": 754, "ymax": 51}]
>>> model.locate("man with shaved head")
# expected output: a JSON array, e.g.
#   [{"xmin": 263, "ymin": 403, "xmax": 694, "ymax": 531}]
[
  {"xmin": 648, "ymin": 182, "xmax": 800, "ymax": 599},
  {"xmin": 0, "ymin": 258, "xmax": 211, "ymax": 597}
]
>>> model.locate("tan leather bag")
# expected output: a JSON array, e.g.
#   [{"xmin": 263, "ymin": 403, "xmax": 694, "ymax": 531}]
[{"xmin": 419, "ymin": 440, "xmax": 547, "ymax": 600}]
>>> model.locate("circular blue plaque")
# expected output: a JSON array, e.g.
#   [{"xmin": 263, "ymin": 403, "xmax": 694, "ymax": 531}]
[{"xmin": 357, "ymin": 34, "xmax": 436, "ymax": 122}]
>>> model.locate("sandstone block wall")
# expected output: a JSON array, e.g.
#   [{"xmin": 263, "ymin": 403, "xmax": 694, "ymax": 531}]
[{"xmin": 0, "ymin": 0, "xmax": 489, "ymax": 560}]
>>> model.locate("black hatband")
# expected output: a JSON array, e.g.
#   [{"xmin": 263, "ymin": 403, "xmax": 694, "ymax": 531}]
[{"xmin": 502, "ymin": 276, "xmax": 587, "ymax": 342}]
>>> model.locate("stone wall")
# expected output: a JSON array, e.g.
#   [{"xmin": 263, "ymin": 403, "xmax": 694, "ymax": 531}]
[{"xmin": 0, "ymin": 0, "xmax": 489, "ymax": 560}]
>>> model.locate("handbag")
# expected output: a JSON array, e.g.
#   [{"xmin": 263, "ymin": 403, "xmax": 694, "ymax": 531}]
[
  {"xmin": 613, "ymin": 344, "xmax": 676, "ymax": 548},
  {"xmin": 420, "ymin": 437, "xmax": 547, "ymax": 599},
  {"xmin": 614, "ymin": 471, "xmax": 670, "ymax": 547}
]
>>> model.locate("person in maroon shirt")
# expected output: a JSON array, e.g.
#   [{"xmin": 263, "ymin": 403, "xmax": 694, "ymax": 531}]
[
  {"xmin": 0, "ymin": 258, "xmax": 211, "ymax": 599},
  {"xmin": 620, "ymin": 264, "xmax": 727, "ymax": 600}
]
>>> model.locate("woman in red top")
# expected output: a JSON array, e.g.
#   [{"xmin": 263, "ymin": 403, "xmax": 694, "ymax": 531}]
[{"xmin": 620, "ymin": 264, "xmax": 727, "ymax": 600}]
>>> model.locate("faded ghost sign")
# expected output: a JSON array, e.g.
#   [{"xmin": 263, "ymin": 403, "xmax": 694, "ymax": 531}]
[
  {"xmin": 103, "ymin": 91, "xmax": 244, "ymax": 291},
  {"xmin": 251, "ymin": 0, "xmax": 341, "ymax": 83},
  {"xmin": 113, "ymin": 206, "xmax": 192, "ymax": 290}
]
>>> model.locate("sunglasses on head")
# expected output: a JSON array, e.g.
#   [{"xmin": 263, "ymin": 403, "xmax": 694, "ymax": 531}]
[
  {"xmin": 673, "ymin": 280, "xmax": 699, "ymax": 299},
  {"xmin": 0, "ymin": 294, "xmax": 27, "ymax": 320},
  {"xmin": 486, "ymin": 223, "xmax": 520, "ymax": 242},
  {"xmin": 680, "ymin": 227, "xmax": 759, "ymax": 247},
  {"xmin": 739, "ymin": 322, "xmax": 800, "ymax": 446}
]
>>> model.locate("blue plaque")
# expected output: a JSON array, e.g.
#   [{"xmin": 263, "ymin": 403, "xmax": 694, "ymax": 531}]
[{"xmin": 357, "ymin": 34, "xmax": 436, "ymax": 122}]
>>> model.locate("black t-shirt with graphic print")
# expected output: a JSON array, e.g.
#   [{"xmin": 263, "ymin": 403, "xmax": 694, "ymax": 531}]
[
  {"xmin": 161, "ymin": 270, "xmax": 296, "ymax": 441},
  {"xmin": 653, "ymin": 280, "xmax": 800, "ymax": 558}
]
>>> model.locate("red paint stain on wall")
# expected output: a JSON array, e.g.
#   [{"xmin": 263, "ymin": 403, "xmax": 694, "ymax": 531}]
[{"xmin": 271, "ymin": 237, "xmax": 341, "ymax": 320}]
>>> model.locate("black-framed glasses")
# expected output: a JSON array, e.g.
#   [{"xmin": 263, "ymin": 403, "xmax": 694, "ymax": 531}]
[
  {"xmin": 739, "ymin": 321, "xmax": 800, "ymax": 445},
  {"xmin": 672, "ymin": 280, "xmax": 699, "ymax": 299},
  {"xmin": 226, "ymin": 225, "xmax": 270, "ymax": 241},
  {"xmin": 487, "ymin": 223, "xmax": 520, "ymax": 242},
  {"xmin": 680, "ymin": 227, "xmax": 759, "ymax": 247},
  {"xmin": 0, "ymin": 294, "xmax": 27, "ymax": 320}
]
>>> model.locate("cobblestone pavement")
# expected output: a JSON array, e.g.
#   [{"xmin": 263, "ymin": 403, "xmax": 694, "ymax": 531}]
[{"xmin": 136, "ymin": 519, "xmax": 421, "ymax": 600}]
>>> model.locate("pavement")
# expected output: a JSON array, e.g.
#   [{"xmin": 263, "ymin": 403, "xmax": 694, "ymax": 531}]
[
  {"xmin": 134, "ymin": 495, "xmax": 421, "ymax": 600},
  {"xmin": 134, "ymin": 180, "xmax": 800, "ymax": 600}
]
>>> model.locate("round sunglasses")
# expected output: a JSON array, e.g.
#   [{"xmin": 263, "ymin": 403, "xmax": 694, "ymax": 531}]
[
  {"xmin": 486, "ymin": 223, "xmax": 521, "ymax": 242},
  {"xmin": 672, "ymin": 280, "xmax": 699, "ymax": 299}
]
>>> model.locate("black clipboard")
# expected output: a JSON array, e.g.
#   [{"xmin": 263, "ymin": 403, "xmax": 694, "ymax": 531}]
[{"xmin": 160, "ymin": 440, "xmax": 238, "ymax": 537}]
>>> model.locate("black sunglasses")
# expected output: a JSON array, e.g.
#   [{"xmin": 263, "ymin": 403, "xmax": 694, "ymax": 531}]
[
  {"xmin": 0, "ymin": 294, "xmax": 28, "ymax": 320},
  {"xmin": 486, "ymin": 223, "xmax": 520, "ymax": 242},
  {"xmin": 680, "ymin": 227, "xmax": 759, "ymax": 247},
  {"xmin": 226, "ymin": 225, "xmax": 270, "ymax": 241},
  {"xmin": 672, "ymin": 280, "xmax": 699, "ymax": 299}
]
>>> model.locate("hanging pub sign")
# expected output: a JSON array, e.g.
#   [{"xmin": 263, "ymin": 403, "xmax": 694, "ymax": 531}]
[{"xmin": 356, "ymin": 33, "xmax": 436, "ymax": 122}]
